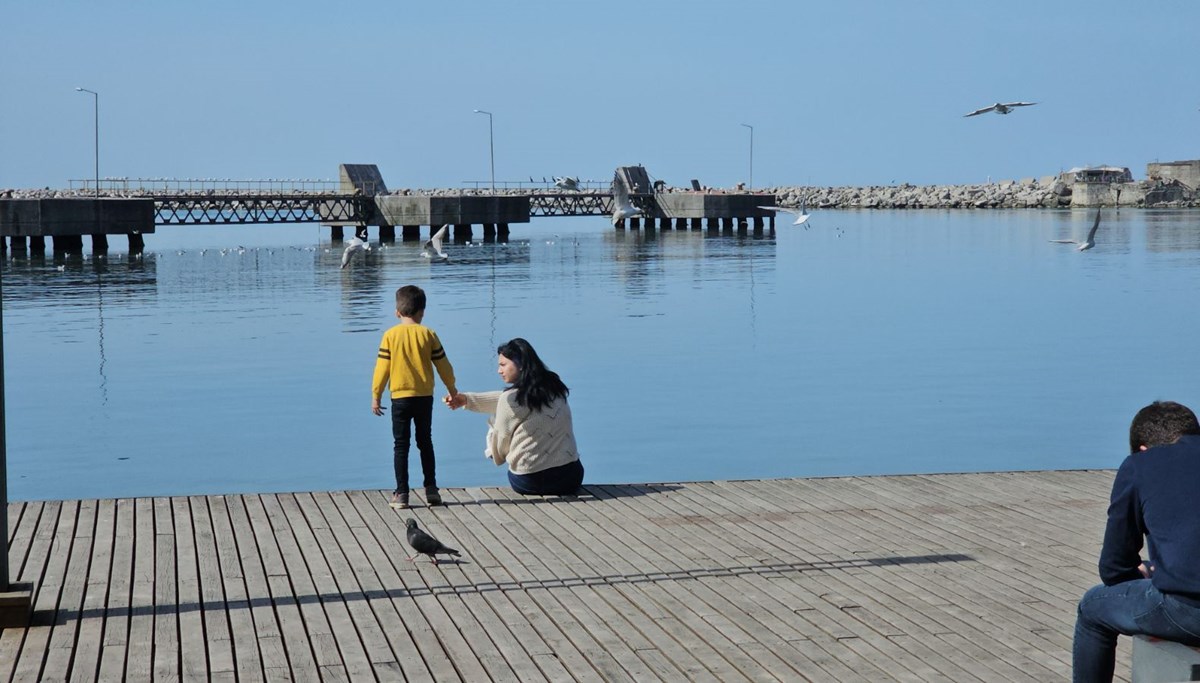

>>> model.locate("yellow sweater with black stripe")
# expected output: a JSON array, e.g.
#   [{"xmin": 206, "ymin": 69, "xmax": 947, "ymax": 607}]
[{"xmin": 372, "ymin": 323, "xmax": 457, "ymax": 399}]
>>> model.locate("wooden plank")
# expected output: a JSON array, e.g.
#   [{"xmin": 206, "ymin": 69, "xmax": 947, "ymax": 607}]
[
  {"xmin": 343, "ymin": 490, "xmax": 493, "ymax": 682},
  {"xmin": 0, "ymin": 501, "xmax": 44, "ymax": 682},
  {"xmin": 222, "ymin": 492, "xmax": 286, "ymax": 672},
  {"xmin": 205, "ymin": 495, "xmax": 265, "ymax": 681},
  {"xmin": 243, "ymin": 492, "xmax": 321, "ymax": 676},
  {"xmin": 302, "ymin": 492, "xmax": 410, "ymax": 676},
  {"xmin": 122, "ymin": 498, "xmax": 156, "ymax": 681},
  {"xmin": 322, "ymin": 492, "xmax": 439, "ymax": 682},
  {"xmin": 189, "ymin": 496, "xmax": 234, "ymax": 679},
  {"xmin": 152, "ymin": 497, "xmax": 180, "ymax": 682},
  {"xmin": 12, "ymin": 500, "xmax": 79, "ymax": 682},
  {"xmin": 462, "ymin": 487, "xmax": 720, "ymax": 681},
  {"xmin": 171, "ymin": 497, "xmax": 208, "ymax": 682},
  {"xmin": 68, "ymin": 498, "xmax": 116, "ymax": 683},
  {"xmin": 343, "ymin": 491, "xmax": 471, "ymax": 682},
  {"xmin": 40, "ymin": 499, "xmax": 98, "ymax": 682},
  {"xmin": 97, "ymin": 499, "xmax": 135, "ymax": 681}
]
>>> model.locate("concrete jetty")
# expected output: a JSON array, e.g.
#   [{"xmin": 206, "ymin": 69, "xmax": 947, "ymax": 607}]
[{"xmin": 1, "ymin": 470, "xmax": 1126, "ymax": 681}]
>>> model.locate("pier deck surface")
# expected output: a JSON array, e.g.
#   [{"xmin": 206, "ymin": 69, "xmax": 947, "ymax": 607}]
[{"xmin": 2, "ymin": 471, "xmax": 1124, "ymax": 681}]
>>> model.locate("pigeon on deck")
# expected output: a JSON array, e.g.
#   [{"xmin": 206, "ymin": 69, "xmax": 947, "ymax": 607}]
[{"xmin": 405, "ymin": 518, "xmax": 461, "ymax": 565}]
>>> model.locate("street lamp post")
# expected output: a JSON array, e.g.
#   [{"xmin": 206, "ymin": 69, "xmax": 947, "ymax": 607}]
[
  {"xmin": 473, "ymin": 109, "xmax": 494, "ymax": 193},
  {"xmin": 75, "ymin": 88, "xmax": 99, "ymax": 197},
  {"xmin": 740, "ymin": 123, "xmax": 754, "ymax": 191},
  {"xmin": 0, "ymin": 264, "xmax": 8, "ymax": 593}
]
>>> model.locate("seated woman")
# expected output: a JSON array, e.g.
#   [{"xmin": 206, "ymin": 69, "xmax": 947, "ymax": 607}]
[{"xmin": 445, "ymin": 338, "xmax": 584, "ymax": 495}]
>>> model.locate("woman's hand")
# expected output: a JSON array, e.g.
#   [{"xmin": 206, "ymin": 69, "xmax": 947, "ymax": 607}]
[{"xmin": 444, "ymin": 393, "xmax": 467, "ymax": 410}]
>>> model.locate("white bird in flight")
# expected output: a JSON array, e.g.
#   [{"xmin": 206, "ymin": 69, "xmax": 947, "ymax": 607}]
[
  {"xmin": 611, "ymin": 178, "xmax": 642, "ymax": 226},
  {"xmin": 340, "ymin": 234, "xmax": 370, "ymax": 268},
  {"xmin": 1049, "ymin": 208, "xmax": 1101, "ymax": 251},
  {"xmin": 554, "ymin": 176, "xmax": 580, "ymax": 191},
  {"xmin": 758, "ymin": 196, "xmax": 811, "ymax": 226},
  {"xmin": 964, "ymin": 101, "xmax": 1038, "ymax": 117},
  {"xmin": 423, "ymin": 224, "xmax": 449, "ymax": 260}
]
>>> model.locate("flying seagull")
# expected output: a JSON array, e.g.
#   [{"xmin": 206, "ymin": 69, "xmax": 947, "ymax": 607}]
[
  {"xmin": 611, "ymin": 176, "xmax": 642, "ymax": 226},
  {"xmin": 964, "ymin": 101, "xmax": 1038, "ymax": 117},
  {"xmin": 340, "ymin": 234, "xmax": 370, "ymax": 269},
  {"xmin": 405, "ymin": 519, "xmax": 461, "ymax": 565},
  {"xmin": 423, "ymin": 224, "xmax": 449, "ymax": 260},
  {"xmin": 554, "ymin": 176, "xmax": 580, "ymax": 191},
  {"xmin": 758, "ymin": 196, "xmax": 810, "ymax": 226},
  {"xmin": 1049, "ymin": 208, "xmax": 1101, "ymax": 251}
]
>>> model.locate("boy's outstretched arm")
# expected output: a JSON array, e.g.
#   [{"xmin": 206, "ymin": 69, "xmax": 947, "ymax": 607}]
[{"xmin": 372, "ymin": 336, "xmax": 391, "ymax": 416}]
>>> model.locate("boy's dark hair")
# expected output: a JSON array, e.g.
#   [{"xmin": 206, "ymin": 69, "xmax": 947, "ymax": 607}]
[
  {"xmin": 1129, "ymin": 401, "xmax": 1200, "ymax": 453},
  {"xmin": 497, "ymin": 338, "xmax": 568, "ymax": 412},
  {"xmin": 395, "ymin": 285, "xmax": 426, "ymax": 317}
]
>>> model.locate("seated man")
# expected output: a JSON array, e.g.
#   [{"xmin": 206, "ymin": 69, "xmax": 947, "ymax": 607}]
[{"xmin": 1073, "ymin": 401, "xmax": 1200, "ymax": 682}]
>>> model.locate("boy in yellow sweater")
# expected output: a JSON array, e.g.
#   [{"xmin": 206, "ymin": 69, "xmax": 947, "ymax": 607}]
[{"xmin": 372, "ymin": 285, "xmax": 457, "ymax": 509}]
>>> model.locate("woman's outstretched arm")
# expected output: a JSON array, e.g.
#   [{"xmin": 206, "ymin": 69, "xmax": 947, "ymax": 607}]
[{"xmin": 446, "ymin": 391, "xmax": 503, "ymax": 414}]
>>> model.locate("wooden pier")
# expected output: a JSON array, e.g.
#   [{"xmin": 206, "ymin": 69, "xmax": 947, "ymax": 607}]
[{"xmin": 1, "ymin": 471, "xmax": 1124, "ymax": 682}]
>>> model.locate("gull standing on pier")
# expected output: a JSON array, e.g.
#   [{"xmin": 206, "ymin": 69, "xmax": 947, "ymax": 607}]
[
  {"xmin": 963, "ymin": 101, "xmax": 1038, "ymax": 117},
  {"xmin": 611, "ymin": 177, "xmax": 642, "ymax": 226},
  {"xmin": 759, "ymin": 196, "xmax": 811, "ymax": 226},
  {"xmin": 1050, "ymin": 208, "xmax": 1101, "ymax": 251},
  {"xmin": 340, "ymin": 234, "xmax": 370, "ymax": 268},
  {"xmin": 423, "ymin": 224, "xmax": 449, "ymax": 260}
]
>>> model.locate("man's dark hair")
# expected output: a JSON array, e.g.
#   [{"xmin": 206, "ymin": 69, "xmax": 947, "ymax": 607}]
[
  {"xmin": 1129, "ymin": 401, "xmax": 1200, "ymax": 453},
  {"xmin": 395, "ymin": 285, "xmax": 426, "ymax": 318}
]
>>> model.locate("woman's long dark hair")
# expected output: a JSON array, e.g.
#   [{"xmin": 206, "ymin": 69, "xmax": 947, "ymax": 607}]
[{"xmin": 498, "ymin": 338, "xmax": 569, "ymax": 412}]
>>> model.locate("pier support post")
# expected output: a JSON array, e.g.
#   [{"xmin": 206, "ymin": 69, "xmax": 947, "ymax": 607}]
[
  {"xmin": 330, "ymin": 225, "xmax": 344, "ymax": 242},
  {"xmin": 379, "ymin": 225, "xmax": 395, "ymax": 243},
  {"xmin": 453, "ymin": 224, "xmax": 472, "ymax": 242},
  {"xmin": 91, "ymin": 234, "xmax": 108, "ymax": 253},
  {"xmin": 769, "ymin": 214, "xmax": 776, "ymax": 230},
  {"xmin": 128, "ymin": 233, "xmax": 144, "ymax": 254},
  {"xmin": 9, "ymin": 237, "xmax": 25, "ymax": 251},
  {"xmin": 614, "ymin": 219, "xmax": 625, "ymax": 230},
  {"xmin": 403, "ymin": 225, "xmax": 421, "ymax": 242},
  {"xmin": 498, "ymin": 223, "xmax": 509, "ymax": 243},
  {"xmin": 630, "ymin": 217, "xmax": 641, "ymax": 230},
  {"xmin": 483, "ymin": 224, "xmax": 496, "ymax": 242},
  {"xmin": 29, "ymin": 237, "xmax": 45, "ymax": 255},
  {"xmin": 53, "ymin": 236, "xmax": 84, "ymax": 254},
  {"xmin": 1, "ymin": 237, "xmax": 5, "ymax": 253},
  {"xmin": 736, "ymin": 217, "xmax": 748, "ymax": 236}
]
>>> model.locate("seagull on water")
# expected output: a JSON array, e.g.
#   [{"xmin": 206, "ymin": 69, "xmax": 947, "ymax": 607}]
[
  {"xmin": 1050, "ymin": 208, "xmax": 1101, "ymax": 251},
  {"xmin": 423, "ymin": 224, "xmax": 449, "ymax": 260},
  {"xmin": 340, "ymin": 234, "xmax": 370, "ymax": 268},
  {"xmin": 964, "ymin": 101, "xmax": 1038, "ymax": 117},
  {"xmin": 611, "ymin": 178, "xmax": 642, "ymax": 226},
  {"xmin": 758, "ymin": 196, "xmax": 810, "ymax": 226}
]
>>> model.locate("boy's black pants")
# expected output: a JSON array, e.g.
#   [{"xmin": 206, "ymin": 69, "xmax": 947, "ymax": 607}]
[{"xmin": 391, "ymin": 396, "xmax": 436, "ymax": 494}]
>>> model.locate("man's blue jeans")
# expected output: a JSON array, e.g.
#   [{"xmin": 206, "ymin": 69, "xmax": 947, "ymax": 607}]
[{"xmin": 1074, "ymin": 579, "xmax": 1200, "ymax": 682}]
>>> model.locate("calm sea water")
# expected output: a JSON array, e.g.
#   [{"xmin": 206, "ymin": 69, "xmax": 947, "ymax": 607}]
[{"xmin": 4, "ymin": 209, "xmax": 1199, "ymax": 501}]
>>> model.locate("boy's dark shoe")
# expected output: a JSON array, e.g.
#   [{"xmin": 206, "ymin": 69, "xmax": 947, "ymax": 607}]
[
  {"xmin": 425, "ymin": 487, "xmax": 443, "ymax": 506},
  {"xmin": 389, "ymin": 492, "xmax": 409, "ymax": 509}
]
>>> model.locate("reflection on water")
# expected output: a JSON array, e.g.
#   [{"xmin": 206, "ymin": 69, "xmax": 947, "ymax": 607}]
[{"xmin": 4, "ymin": 210, "xmax": 1200, "ymax": 501}]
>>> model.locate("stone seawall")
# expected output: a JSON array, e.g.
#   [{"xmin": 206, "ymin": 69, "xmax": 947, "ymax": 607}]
[{"xmin": 764, "ymin": 179, "xmax": 1196, "ymax": 210}]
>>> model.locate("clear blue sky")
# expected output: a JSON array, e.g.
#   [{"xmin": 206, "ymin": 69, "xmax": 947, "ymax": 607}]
[{"xmin": 3, "ymin": 1, "xmax": 1197, "ymax": 191}]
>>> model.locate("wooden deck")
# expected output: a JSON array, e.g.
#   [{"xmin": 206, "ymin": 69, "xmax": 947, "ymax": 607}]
[{"xmin": 1, "ymin": 471, "xmax": 1126, "ymax": 682}]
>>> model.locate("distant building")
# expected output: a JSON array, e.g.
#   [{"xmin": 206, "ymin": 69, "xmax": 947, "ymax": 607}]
[
  {"xmin": 1147, "ymin": 160, "xmax": 1200, "ymax": 191},
  {"xmin": 1062, "ymin": 165, "xmax": 1133, "ymax": 184}
]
